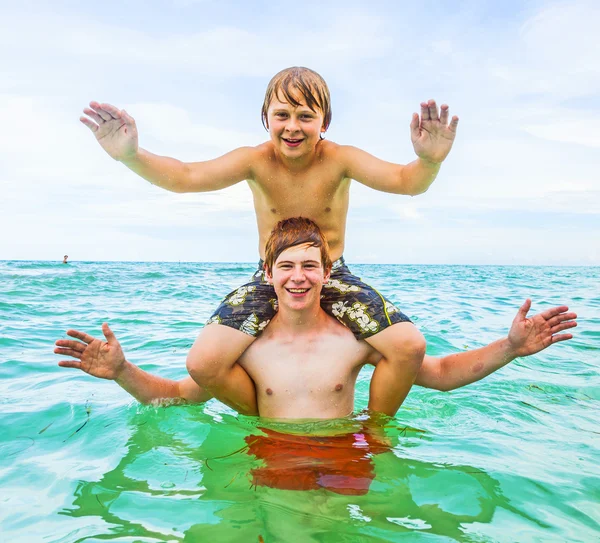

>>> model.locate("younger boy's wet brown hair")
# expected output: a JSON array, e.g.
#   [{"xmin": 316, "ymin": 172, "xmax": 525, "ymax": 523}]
[
  {"xmin": 264, "ymin": 217, "xmax": 332, "ymax": 275},
  {"xmin": 261, "ymin": 67, "xmax": 332, "ymax": 132}
]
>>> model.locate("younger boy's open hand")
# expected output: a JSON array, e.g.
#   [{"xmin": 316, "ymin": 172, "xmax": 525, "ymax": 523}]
[
  {"xmin": 80, "ymin": 102, "xmax": 138, "ymax": 162},
  {"xmin": 55, "ymin": 323, "xmax": 127, "ymax": 381},
  {"xmin": 410, "ymin": 99, "xmax": 459, "ymax": 164}
]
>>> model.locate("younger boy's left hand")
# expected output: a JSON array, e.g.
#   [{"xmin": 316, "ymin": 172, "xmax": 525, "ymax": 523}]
[{"xmin": 411, "ymin": 100, "xmax": 459, "ymax": 164}]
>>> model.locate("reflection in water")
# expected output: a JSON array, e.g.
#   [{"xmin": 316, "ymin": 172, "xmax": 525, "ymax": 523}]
[{"xmin": 60, "ymin": 408, "xmax": 542, "ymax": 542}]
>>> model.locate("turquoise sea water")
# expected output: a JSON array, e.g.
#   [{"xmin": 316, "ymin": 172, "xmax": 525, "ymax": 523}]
[{"xmin": 1, "ymin": 260, "xmax": 598, "ymax": 542}]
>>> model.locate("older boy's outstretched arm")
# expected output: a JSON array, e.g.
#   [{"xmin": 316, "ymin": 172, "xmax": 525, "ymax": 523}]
[
  {"xmin": 415, "ymin": 300, "xmax": 577, "ymax": 391},
  {"xmin": 80, "ymin": 102, "xmax": 254, "ymax": 193},
  {"xmin": 55, "ymin": 324, "xmax": 213, "ymax": 406},
  {"xmin": 342, "ymin": 100, "xmax": 459, "ymax": 195}
]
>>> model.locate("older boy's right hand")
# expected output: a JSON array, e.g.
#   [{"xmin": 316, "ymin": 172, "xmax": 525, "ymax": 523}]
[
  {"xmin": 80, "ymin": 102, "xmax": 139, "ymax": 162},
  {"xmin": 55, "ymin": 323, "xmax": 127, "ymax": 381}
]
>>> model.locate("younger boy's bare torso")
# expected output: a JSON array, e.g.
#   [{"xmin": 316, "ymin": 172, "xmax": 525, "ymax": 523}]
[
  {"xmin": 237, "ymin": 311, "xmax": 379, "ymax": 419},
  {"xmin": 249, "ymin": 140, "xmax": 350, "ymax": 261}
]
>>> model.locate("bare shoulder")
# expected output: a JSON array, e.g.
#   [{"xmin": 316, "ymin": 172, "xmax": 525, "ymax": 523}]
[
  {"xmin": 253, "ymin": 141, "xmax": 277, "ymax": 160},
  {"xmin": 318, "ymin": 139, "xmax": 344, "ymax": 159}
]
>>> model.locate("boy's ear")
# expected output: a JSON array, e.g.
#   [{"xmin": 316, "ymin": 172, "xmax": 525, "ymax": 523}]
[
  {"xmin": 323, "ymin": 265, "xmax": 332, "ymax": 283},
  {"xmin": 264, "ymin": 265, "xmax": 273, "ymax": 283}
]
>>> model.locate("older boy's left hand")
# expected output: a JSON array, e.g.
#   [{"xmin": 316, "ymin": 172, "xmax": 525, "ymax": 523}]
[
  {"xmin": 411, "ymin": 100, "xmax": 459, "ymax": 164},
  {"xmin": 507, "ymin": 299, "xmax": 577, "ymax": 358}
]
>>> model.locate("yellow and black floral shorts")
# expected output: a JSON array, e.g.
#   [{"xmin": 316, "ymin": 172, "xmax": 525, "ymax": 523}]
[{"xmin": 206, "ymin": 257, "xmax": 411, "ymax": 339}]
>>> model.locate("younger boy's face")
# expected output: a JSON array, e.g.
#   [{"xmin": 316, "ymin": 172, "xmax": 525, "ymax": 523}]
[
  {"xmin": 266, "ymin": 93, "xmax": 325, "ymax": 159},
  {"xmin": 266, "ymin": 244, "xmax": 330, "ymax": 311}
]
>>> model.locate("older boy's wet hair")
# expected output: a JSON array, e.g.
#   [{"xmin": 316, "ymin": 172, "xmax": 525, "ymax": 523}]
[
  {"xmin": 261, "ymin": 67, "xmax": 332, "ymax": 132},
  {"xmin": 264, "ymin": 217, "xmax": 332, "ymax": 274}
]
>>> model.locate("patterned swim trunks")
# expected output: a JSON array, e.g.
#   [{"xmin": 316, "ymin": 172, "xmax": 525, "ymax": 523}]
[{"xmin": 207, "ymin": 257, "xmax": 412, "ymax": 340}]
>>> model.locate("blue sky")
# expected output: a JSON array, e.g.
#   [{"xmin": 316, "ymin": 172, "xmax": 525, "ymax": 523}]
[{"xmin": 1, "ymin": 0, "xmax": 598, "ymax": 264}]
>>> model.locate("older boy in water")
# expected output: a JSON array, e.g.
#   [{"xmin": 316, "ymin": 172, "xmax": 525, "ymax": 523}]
[
  {"xmin": 55, "ymin": 218, "xmax": 577, "ymax": 419},
  {"xmin": 80, "ymin": 67, "xmax": 459, "ymax": 416}
]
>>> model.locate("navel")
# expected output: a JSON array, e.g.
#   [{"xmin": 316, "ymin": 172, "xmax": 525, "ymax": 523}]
[
  {"xmin": 266, "ymin": 388, "xmax": 273, "ymax": 396},
  {"xmin": 334, "ymin": 383, "xmax": 343, "ymax": 392}
]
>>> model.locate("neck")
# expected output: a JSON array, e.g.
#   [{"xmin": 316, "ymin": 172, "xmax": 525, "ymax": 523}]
[
  {"xmin": 270, "ymin": 303, "xmax": 327, "ymax": 334},
  {"xmin": 274, "ymin": 140, "xmax": 322, "ymax": 173}
]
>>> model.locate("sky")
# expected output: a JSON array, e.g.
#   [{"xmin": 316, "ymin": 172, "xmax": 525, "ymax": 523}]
[{"xmin": 1, "ymin": 0, "xmax": 598, "ymax": 265}]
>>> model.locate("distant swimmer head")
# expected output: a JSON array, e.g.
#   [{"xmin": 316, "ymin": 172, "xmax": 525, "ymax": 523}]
[{"xmin": 62, "ymin": 255, "xmax": 69, "ymax": 263}]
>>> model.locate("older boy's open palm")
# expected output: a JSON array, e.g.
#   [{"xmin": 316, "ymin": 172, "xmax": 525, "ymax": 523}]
[
  {"xmin": 508, "ymin": 299, "xmax": 577, "ymax": 358},
  {"xmin": 80, "ymin": 101, "xmax": 138, "ymax": 161},
  {"xmin": 55, "ymin": 323, "xmax": 126, "ymax": 381},
  {"xmin": 410, "ymin": 99, "xmax": 459, "ymax": 164}
]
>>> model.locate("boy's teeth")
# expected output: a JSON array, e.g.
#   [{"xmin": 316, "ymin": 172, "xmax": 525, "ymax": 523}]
[{"xmin": 288, "ymin": 288, "xmax": 308, "ymax": 292}]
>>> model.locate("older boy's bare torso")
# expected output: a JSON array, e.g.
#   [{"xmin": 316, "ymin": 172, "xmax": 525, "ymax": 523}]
[
  {"xmin": 237, "ymin": 313, "xmax": 379, "ymax": 419},
  {"xmin": 248, "ymin": 140, "xmax": 350, "ymax": 261}
]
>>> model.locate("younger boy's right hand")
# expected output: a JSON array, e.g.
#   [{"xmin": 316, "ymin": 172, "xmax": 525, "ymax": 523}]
[
  {"xmin": 80, "ymin": 102, "xmax": 139, "ymax": 162},
  {"xmin": 55, "ymin": 323, "xmax": 127, "ymax": 381}
]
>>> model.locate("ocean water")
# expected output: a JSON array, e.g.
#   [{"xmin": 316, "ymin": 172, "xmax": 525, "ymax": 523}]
[{"xmin": 1, "ymin": 260, "xmax": 598, "ymax": 542}]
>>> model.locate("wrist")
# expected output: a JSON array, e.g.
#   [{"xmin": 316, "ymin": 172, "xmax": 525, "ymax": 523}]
[
  {"xmin": 499, "ymin": 337, "xmax": 519, "ymax": 361},
  {"xmin": 418, "ymin": 157, "xmax": 442, "ymax": 169},
  {"xmin": 119, "ymin": 148, "xmax": 142, "ymax": 165},
  {"xmin": 114, "ymin": 360, "xmax": 133, "ymax": 383}
]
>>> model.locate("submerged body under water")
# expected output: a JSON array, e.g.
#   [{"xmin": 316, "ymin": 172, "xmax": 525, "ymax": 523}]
[{"xmin": 1, "ymin": 261, "xmax": 598, "ymax": 542}]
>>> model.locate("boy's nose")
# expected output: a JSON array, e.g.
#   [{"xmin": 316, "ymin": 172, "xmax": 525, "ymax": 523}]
[{"xmin": 286, "ymin": 117, "xmax": 300, "ymax": 132}]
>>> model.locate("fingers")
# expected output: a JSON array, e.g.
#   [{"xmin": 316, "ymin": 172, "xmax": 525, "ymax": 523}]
[
  {"xmin": 439, "ymin": 104, "xmax": 449, "ymax": 125},
  {"xmin": 88, "ymin": 101, "xmax": 120, "ymax": 122},
  {"xmin": 410, "ymin": 113, "xmax": 420, "ymax": 139},
  {"xmin": 100, "ymin": 103, "xmax": 122, "ymax": 118},
  {"xmin": 517, "ymin": 298, "xmax": 532, "ymax": 319},
  {"xmin": 420, "ymin": 102, "xmax": 431, "ymax": 121},
  {"xmin": 66, "ymin": 329, "xmax": 96, "ymax": 344},
  {"xmin": 551, "ymin": 334, "xmax": 574, "ymax": 344},
  {"xmin": 551, "ymin": 321, "xmax": 577, "ymax": 334},
  {"xmin": 540, "ymin": 305, "xmax": 570, "ymax": 322},
  {"xmin": 428, "ymin": 99, "xmax": 439, "ymax": 122},
  {"xmin": 54, "ymin": 347, "xmax": 82, "ymax": 359},
  {"xmin": 449, "ymin": 115, "xmax": 459, "ymax": 133},
  {"xmin": 83, "ymin": 107, "xmax": 104, "ymax": 125},
  {"xmin": 80, "ymin": 116, "xmax": 98, "ymax": 133},
  {"xmin": 58, "ymin": 360, "xmax": 83, "ymax": 370},
  {"xmin": 55, "ymin": 339, "xmax": 86, "ymax": 351},
  {"xmin": 546, "ymin": 311, "xmax": 578, "ymax": 328},
  {"xmin": 102, "ymin": 322, "xmax": 117, "ymax": 345}
]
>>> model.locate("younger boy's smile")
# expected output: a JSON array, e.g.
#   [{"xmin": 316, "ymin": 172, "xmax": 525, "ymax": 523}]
[{"xmin": 282, "ymin": 137, "xmax": 304, "ymax": 148}]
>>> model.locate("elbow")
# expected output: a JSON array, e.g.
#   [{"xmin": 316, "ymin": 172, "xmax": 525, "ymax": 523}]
[{"xmin": 186, "ymin": 355, "xmax": 222, "ymax": 388}]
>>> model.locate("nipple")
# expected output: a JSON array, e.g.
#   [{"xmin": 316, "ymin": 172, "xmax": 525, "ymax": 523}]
[
  {"xmin": 325, "ymin": 207, "xmax": 331, "ymax": 213},
  {"xmin": 270, "ymin": 208, "xmax": 277, "ymax": 214},
  {"xmin": 334, "ymin": 383, "xmax": 343, "ymax": 392},
  {"xmin": 266, "ymin": 388, "xmax": 273, "ymax": 396}
]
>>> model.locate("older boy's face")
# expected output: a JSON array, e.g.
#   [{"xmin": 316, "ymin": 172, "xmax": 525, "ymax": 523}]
[
  {"xmin": 266, "ymin": 93, "xmax": 325, "ymax": 159},
  {"xmin": 267, "ymin": 244, "xmax": 329, "ymax": 311}
]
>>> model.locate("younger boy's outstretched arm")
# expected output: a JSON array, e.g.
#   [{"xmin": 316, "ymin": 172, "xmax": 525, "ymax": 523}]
[
  {"xmin": 415, "ymin": 300, "xmax": 577, "ymax": 391},
  {"xmin": 80, "ymin": 102, "xmax": 255, "ymax": 193},
  {"xmin": 341, "ymin": 100, "xmax": 459, "ymax": 195}
]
